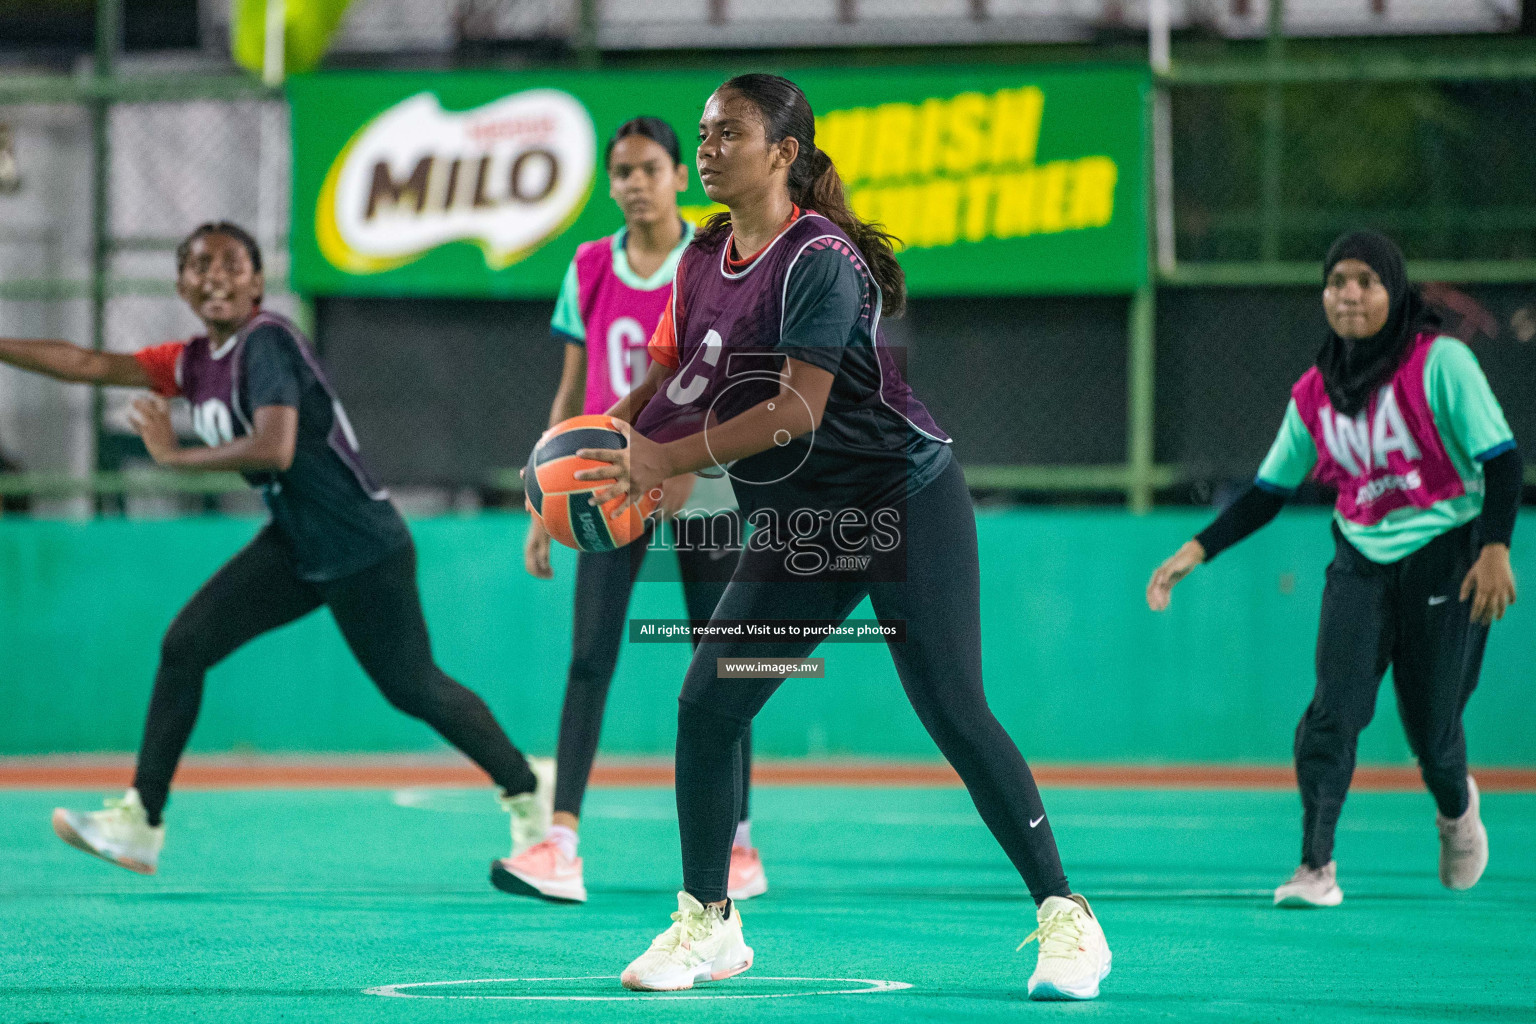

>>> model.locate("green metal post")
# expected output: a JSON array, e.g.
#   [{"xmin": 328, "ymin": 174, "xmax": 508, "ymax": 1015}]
[
  {"xmin": 1259, "ymin": 0, "xmax": 1286, "ymax": 261},
  {"xmin": 1126, "ymin": 285, "xmax": 1157, "ymax": 513},
  {"xmin": 90, "ymin": 0, "xmax": 122, "ymax": 490},
  {"xmin": 1127, "ymin": 73, "xmax": 1159, "ymax": 515},
  {"xmin": 576, "ymin": 0, "xmax": 600, "ymax": 69}
]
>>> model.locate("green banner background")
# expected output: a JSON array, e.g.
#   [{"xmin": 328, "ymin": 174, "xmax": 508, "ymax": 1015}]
[{"xmin": 288, "ymin": 66, "xmax": 1148, "ymax": 298}]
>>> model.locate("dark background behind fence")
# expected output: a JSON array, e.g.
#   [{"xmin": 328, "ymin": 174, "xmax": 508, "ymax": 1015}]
[{"xmin": 317, "ymin": 285, "xmax": 1536, "ymax": 496}]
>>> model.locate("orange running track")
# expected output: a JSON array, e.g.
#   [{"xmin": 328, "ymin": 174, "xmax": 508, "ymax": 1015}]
[{"xmin": 2, "ymin": 755, "xmax": 1534, "ymax": 790}]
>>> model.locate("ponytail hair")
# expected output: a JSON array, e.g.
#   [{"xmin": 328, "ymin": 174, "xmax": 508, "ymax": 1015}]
[{"xmin": 699, "ymin": 73, "xmax": 906, "ymax": 317}]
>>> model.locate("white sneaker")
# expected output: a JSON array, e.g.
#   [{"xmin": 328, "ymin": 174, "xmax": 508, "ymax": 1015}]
[
  {"xmin": 620, "ymin": 891, "xmax": 754, "ymax": 992},
  {"xmin": 491, "ymin": 838, "xmax": 587, "ymax": 903},
  {"xmin": 499, "ymin": 756, "xmax": 554, "ymax": 858},
  {"xmin": 51, "ymin": 789, "xmax": 164, "ymax": 875},
  {"xmin": 1022, "ymin": 894, "xmax": 1111, "ymax": 1001},
  {"xmin": 1438, "ymin": 775, "xmax": 1488, "ymax": 891},
  {"xmin": 1274, "ymin": 861, "xmax": 1343, "ymax": 908}
]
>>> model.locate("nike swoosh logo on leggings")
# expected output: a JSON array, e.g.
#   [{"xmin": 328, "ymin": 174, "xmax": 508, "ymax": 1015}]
[{"xmin": 1029, "ymin": 815, "xmax": 1045, "ymax": 828}]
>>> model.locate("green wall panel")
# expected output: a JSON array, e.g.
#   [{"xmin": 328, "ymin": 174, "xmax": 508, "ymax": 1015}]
[{"xmin": 2, "ymin": 511, "xmax": 1531, "ymax": 764}]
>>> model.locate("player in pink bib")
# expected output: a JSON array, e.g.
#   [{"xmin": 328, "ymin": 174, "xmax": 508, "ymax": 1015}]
[
  {"xmin": 1148, "ymin": 231, "xmax": 1521, "ymax": 908},
  {"xmin": 500, "ymin": 117, "xmax": 761, "ymax": 906}
]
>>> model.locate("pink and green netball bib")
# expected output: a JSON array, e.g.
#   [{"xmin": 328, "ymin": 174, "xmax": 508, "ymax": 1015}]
[
  {"xmin": 550, "ymin": 225, "xmax": 692, "ymax": 416},
  {"xmin": 1292, "ymin": 332, "xmax": 1465, "ymax": 526}
]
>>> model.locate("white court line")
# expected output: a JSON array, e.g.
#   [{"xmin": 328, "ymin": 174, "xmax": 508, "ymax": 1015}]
[
  {"xmin": 390, "ymin": 788, "xmax": 480, "ymax": 811},
  {"xmin": 364, "ymin": 975, "xmax": 913, "ymax": 1001},
  {"xmin": 390, "ymin": 790, "xmax": 978, "ymax": 825},
  {"xmin": 389, "ymin": 789, "xmax": 1436, "ymax": 834},
  {"xmin": 391, "ymin": 793, "xmax": 1260, "ymax": 831}
]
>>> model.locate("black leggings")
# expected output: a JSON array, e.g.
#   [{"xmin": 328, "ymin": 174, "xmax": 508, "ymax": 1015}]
[
  {"xmin": 555, "ymin": 513, "xmax": 751, "ymax": 820},
  {"xmin": 133, "ymin": 525, "xmax": 536, "ymax": 824},
  {"xmin": 1297, "ymin": 521, "xmax": 1488, "ymax": 867},
  {"xmin": 674, "ymin": 458, "xmax": 1069, "ymax": 904}
]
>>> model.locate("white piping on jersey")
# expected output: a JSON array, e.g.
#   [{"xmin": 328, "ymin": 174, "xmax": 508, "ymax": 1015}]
[
  {"xmin": 718, "ymin": 211, "xmax": 824, "ymax": 280},
  {"xmin": 778, "ymin": 226, "xmax": 951, "ymax": 446},
  {"xmin": 870, "ymin": 285, "xmax": 949, "ymax": 444},
  {"xmin": 227, "ymin": 328, "xmax": 255, "ymax": 435},
  {"xmin": 227, "ymin": 311, "xmax": 294, "ymax": 434},
  {"xmin": 209, "ymin": 334, "xmax": 239, "ymax": 361},
  {"xmin": 226, "ymin": 312, "xmax": 391, "ymax": 500},
  {"xmin": 779, "ymin": 232, "xmax": 842, "ymax": 346}
]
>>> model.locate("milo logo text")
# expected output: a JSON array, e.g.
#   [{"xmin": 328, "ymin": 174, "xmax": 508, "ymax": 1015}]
[{"xmin": 317, "ymin": 90, "xmax": 596, "ymax": 274}]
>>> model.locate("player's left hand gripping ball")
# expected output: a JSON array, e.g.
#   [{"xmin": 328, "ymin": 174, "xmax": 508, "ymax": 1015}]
[
  {"xmin": 524, "ymin": 414, "xmax": 659, "ymax": 553},
  {"xmin": 576, "ymin": 420, "xmax": 671, "ymax": 512}
]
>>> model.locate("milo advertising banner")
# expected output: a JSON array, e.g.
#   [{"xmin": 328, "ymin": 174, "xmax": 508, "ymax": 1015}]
[{"xmin": 289, "ymin": 66, "xmax": 1148, "ymax": 297}]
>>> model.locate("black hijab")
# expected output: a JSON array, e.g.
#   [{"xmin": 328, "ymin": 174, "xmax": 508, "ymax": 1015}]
[{"xmin": 1315, "ymin": 230, "xmax": 1439, "ymax": 417}]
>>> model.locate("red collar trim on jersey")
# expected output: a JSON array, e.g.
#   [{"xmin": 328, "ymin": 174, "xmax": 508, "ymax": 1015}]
[{"xmin": 724, "ymin": 205, "xmax": 802, "ymax": 272}]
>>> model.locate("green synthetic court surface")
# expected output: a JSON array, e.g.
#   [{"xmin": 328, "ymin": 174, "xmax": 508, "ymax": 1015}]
[{"xmin": 2, "ymin": 785, "xmax": 1533, "ymax": 1023}]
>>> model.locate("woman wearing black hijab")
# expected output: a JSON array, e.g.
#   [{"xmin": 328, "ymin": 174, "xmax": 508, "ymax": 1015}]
[{"xmin": 1146, "ymin": 230, "xmax": 1521, "ymax": 908}]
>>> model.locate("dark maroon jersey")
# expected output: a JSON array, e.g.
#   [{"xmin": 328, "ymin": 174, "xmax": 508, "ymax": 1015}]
[
  {"xmin": 137, "ymin": 311, "xmax": 408, "ymax": 581},
  {"xmin": 634, "ymin": 210, "xmax": 951, "ymax": 514}
]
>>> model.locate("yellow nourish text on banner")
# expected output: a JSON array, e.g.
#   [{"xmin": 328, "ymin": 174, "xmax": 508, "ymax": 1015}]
[{"xmin": 820, "ymin": 88, "xmax": 1118, "ymax": 250}]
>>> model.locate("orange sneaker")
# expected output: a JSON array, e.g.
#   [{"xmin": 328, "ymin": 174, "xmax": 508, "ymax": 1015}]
[
  {"xmin": 491, "ymin": 838, "xmax": 587, "ymax": 903},
  {"xmin": 727, "ymin": 845, "xmax": 767, "ymax": 901}
]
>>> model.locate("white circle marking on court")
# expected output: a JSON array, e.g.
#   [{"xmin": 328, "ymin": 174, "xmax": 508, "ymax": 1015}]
[{"xmin": 364, "ymin": 975, "xmax": 912, "ymax": 1001}]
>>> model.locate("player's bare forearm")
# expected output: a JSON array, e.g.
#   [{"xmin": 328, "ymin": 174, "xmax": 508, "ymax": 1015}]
[
  {"xmin": 549, "ymin": 386, "xmax": 584, "ymax": 428},
  {"xmin": 158, "ymin": 438, "xmax": 287, "ymax": 473},
  {"xmin": 659, "ymin": 359, "xmax": 832, "ymax": 476},
  {"xmin": 0, "ymin": 337, "xmax": 150, "ymax": 388},
  {"xmin": 548, "ymin": 345, "xmax": 587, "ymax": 428},
  {"xmin": 658, "ymin": 401, "xmax": 804, "ymax": 476},
  {"xmin": 149, "ymin": 405, "xmax": 297, "ymax": 473}
]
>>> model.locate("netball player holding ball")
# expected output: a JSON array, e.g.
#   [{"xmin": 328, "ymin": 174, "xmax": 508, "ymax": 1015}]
[
  {"xmin": 571, "ymin": 75, "xmax": 1111, "ymax": 999},
  {"xmin": 0, "ymin": 222, "xmax": 552, "ymax": 878},
  {"xmin": 498, "ymin": 117, "xmax": 765, "ymax": 905},
  {"xmin": 1148, "ymin": 231, "xmax": 1520, "ymax": 907}
]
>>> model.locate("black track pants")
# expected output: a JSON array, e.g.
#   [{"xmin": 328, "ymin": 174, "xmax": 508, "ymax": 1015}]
[
  {"xmin": 553, "ymin": 512, "xmax": 752, "ymax": 821},
  {"xmin": 1297, "ymin": 521, "xmax": 1489, "ymax": 868},
  {"xmin": 133, "ymin": 526, "xmax": 536, "ymax": 824},
  {"xmin": 674, "ymin": 458, "xmax": 1070, "ymax": 905}
]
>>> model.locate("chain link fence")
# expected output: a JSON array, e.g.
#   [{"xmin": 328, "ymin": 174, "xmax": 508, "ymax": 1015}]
[
  {"xmin": 0, "ymin": 83, "xmax": 293, "ymax": 515},
  {"xmin": 3, "ymin": 38, "xmax": 1536, "ymax": 515},
  {"xmin": 1159, "ymin": 74, "xmax": 1536, "ymax": 505},
  {"xmin": 1171, "ymin": 79, "xmax": 1536, "ymax": 264},
  {"xmin": 0, "ymin": 101, "xmax": 93, "ymax": 503}
]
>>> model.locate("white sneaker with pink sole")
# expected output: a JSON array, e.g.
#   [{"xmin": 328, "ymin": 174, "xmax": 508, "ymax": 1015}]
[
  {"xmin": 491, "ymin": 837, "xmax": 587, "ymax": 903},
  {"xmin": 727, "ymin": 845, "xmax": 768, "ymax": 900}
]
